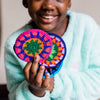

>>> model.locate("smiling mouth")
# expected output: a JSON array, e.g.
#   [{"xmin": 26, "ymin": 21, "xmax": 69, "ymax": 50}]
[
  {"xmin": 42, "ymin": 15, "xmax": 56, "ymax": 19},
  {"xmin": 39, "ymin": 15, "xmax": 58, "ymax": 23}
]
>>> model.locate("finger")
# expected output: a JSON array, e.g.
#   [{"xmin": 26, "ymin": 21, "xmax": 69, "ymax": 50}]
[
  {"xmin": 42, "ymin": 73, "xmax": 50, "ymax": 88},
  {"xmin": 30, "ymin": 55, "xmax": 40, "ymax": 81},
  {"xmin": 23, "ymin": 61, "xmax": 32, "ymax": 82},
  {"xmin": 35, "ymin": 66, "xmax": 45, "ymax": 87}
]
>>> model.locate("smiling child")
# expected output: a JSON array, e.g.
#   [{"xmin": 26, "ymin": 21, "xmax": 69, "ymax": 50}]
[{"xmin": 5, "ymin": 0, "xmax": 100, "ymax": 100}]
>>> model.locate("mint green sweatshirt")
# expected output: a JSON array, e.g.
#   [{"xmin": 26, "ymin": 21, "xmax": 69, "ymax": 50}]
[{"xmin": 5, "ymin": 11, "xmax": 100, "ymax": 100}]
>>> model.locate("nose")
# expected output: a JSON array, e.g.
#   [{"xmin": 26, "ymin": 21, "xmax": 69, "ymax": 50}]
[{"xmin": 41, "ymin": 0, "xmax": 55, "ymax": 12}]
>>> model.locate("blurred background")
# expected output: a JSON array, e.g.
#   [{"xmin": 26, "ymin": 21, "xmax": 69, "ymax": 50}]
[{"xmin": 0, "ymin": 0, "xmax": 100, "ymax": 84}]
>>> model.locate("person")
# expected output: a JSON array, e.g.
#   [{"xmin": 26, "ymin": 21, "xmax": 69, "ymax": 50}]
[{"xmin": 5, "ymin": 0, "xmax": 100, "ymax": 100}]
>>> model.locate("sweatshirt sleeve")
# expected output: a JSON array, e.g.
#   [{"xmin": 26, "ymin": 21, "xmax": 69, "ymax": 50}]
[
  {"xmin": 50, "ymin": 17, "xmax": 100, "ymax": 100},
  {"xmin": 5, "ymin": 37, "xmax": 50, "ymax": 100},
  {"xmin": 71, "ymin": 20, "xmax": 100, "ymax": 100},
  {"xmin": 67, "ymin": 19, "xmax": 100, "ymax": 100}
]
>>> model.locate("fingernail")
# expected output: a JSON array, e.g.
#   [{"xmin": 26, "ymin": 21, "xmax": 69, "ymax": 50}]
[
  {"xmin": 34, "ymin": 55, "xmax": 40, "ymax": 62},
  {"xmin": 39, "ymin": 66, "xmax": 45, "ymax": 73},
  {"xmin": 41, "ymin": 66, "xmax": 45, "ymax": 69},
  {"xmin": 46, "ymin": 73, "xmax": 50, "ymax": 78}
]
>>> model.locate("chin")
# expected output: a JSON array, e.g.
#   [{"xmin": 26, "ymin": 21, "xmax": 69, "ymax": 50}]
[
  {"xmin": 38, "ymin": 24, "xmax": 56, "ymax": 32},
  {"xmin": 41, "ymin": 28, "xmax": 53, "ymax": 32}
]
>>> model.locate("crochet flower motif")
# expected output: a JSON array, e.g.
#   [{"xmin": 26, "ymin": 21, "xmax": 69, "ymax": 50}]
[
  {"xmin": 47, "ymin": 42, "xmax": 58, "ymax": 61},
  {"xmin": 23, "ymin": 39, "xmax": 42, "ymax": 55}
]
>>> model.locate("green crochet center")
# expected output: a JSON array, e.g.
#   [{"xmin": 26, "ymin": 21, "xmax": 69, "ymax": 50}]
[
  {"xmin": 23, "ymin": 39, "xmax": 42, "ymax": 55},
  {"xmin": 47, "ymin": 42, "xmax": 58, "ymax": 61}
]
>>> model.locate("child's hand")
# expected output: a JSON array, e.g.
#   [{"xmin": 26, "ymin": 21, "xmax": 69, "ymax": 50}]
[{"xmin": 23, "ymin": 55, "xmax": 54, "ymax": 97}]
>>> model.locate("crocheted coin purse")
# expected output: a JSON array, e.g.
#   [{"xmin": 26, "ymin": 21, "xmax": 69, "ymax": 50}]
[
  {"xmin": 14, "ymin": 29, "xmax": 52, "ymax": 63},
  {"xmin": 40, "ymin": 32, "xmax": 67, "ymax": 78},
  {"xmin": 14, "ymin": 29, "xmax": 67, "ymax": 78}
]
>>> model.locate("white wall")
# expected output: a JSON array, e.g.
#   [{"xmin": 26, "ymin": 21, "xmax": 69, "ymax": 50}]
[
  {"xmin": 0, "ymin": 0, "xmax": 30, "ymax": 84},
  {"xmin": 71, "ymin": 0, "xmax": 100, "ymax": 25},
  {"xmin": 0, "ymin": 0, "xmax": 100, "ymax": 84}
]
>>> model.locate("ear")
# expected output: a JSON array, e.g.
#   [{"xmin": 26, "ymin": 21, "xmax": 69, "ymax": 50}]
[
  {"xmin": 67, "ymin": 0, "xmax": 71, "ymax": 10},
  {"xmin": 23, "ymin": 0, "xmax": 28, "ymax": 8}
]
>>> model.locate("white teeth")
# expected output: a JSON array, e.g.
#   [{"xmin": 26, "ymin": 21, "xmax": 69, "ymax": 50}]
[{"xmin": 42, "ymin": 15, "xmax": 54, "ymax": 19}]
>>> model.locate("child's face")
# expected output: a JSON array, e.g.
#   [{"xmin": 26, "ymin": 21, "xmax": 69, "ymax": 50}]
[{"xmin": 24, "ymin": 0, "xmax": 71, "ymax": 32}]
